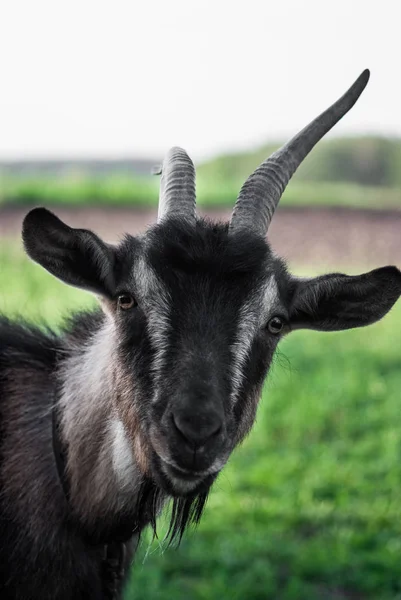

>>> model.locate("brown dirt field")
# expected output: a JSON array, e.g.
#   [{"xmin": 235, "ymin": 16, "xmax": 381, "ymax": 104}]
[{"xmin": 1, "ymin": 205, "xmax": 400, "ymax": 269}]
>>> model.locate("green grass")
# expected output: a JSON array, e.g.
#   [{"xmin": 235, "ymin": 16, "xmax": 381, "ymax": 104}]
[
  {"xmin": 0, "ymin": 174, "xmax": 160, "ymax": 207},
  {"xmin": 3, "ymin": 136, "xmax": 401, "ymax": 210},
  {"xmin": 197, "ymin": 136, "xmax": 401, "ymax": 189},
  {"xmin": 1, "ymin": 244, "xmax": 401, "ymax": 599},
  {"xmin": 1, "ymin": 173, "xmax": 401, "ymax": 210}
]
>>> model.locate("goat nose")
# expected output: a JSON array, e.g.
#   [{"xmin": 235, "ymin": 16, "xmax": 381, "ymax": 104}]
[{"xmin": 172, "ymin": 411, "xmax": 222, "ymax": 447}]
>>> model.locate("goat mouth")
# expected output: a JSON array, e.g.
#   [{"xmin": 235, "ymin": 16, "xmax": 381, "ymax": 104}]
[
  {"xmin": 151, "ymin": 454, "xmax": 216, "ymax": 497},
  {"xmin": 160, "ymin": 457, "xmax": 206, "ymax": 479}
]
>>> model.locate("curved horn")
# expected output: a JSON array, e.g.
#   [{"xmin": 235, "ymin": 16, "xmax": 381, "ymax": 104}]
[
  {"xmin": 157, "ymin": 147, "xmax": 196, "ymax": 223},
  {"xmin": 230, "ymin": 69, "xmax": 370, "ymax": 236}
]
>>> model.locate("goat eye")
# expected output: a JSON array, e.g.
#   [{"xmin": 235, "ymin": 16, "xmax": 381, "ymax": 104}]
[
  {"xmin": 117, "ymin": 294, "xmax": 136, "ymax": 310},
  {"xmin": 267, "ymin": 316, "xmax": 284, "ymax": 335}
]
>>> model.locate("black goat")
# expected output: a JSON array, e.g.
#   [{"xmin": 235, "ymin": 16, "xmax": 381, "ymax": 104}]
[{"xmin": 1, "ymin": 69, "xmax": 400, "ymax": 599}]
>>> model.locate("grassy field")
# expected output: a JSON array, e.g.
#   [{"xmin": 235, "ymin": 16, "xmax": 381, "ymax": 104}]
[
  {"xmin": 2, "ymin": 136, "xmax": 401, "ymax": 210},
  {"xmin": 1, "ymin": 174, "xmax": 401, "ymax": 210},
  {"xmin": 1, "ymin": 244, "xmax": 401, "ymax": 599}
]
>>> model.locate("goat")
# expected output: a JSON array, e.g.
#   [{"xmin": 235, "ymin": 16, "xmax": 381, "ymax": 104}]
[{"xmin": 1, "ymin": 69, "xmax": 400, "ymax": 599}]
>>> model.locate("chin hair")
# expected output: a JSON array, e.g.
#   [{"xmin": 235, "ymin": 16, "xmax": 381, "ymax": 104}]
[
  {"xmin": 166, "ymin": 491, "xmax": 210, "ymax": 544},
  {"xmin": 136, "ymin": 475, "xmax": 213, "ymax": 546}
]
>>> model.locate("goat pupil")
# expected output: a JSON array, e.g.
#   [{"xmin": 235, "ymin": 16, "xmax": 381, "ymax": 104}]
[
  {"xmin": 268, "ymin": 317, "xmax": 283, "ymax": 334},
  {"xmin": 118, "ymin": 294, "xmax": 135, "ymax": 309}
]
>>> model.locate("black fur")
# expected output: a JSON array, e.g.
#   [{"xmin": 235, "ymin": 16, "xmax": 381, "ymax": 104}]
[
  {"xmin": 0, "ymin": 314, "xmax": 208, "ymax": 598},
  {"xmin": 0, "ymin": 211, "xmax": 400, "ymax": 599}
]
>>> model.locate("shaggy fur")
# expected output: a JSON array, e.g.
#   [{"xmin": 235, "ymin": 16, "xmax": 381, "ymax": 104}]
[
  {"xmin": 0, "ymin": 313, "xmax": 206, "ymax": 599},
  {"xmin": 0, "ymin": 214, "xmax": 400, "ymax": 599}
]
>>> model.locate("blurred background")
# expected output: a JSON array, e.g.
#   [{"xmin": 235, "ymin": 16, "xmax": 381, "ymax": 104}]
[{"xmin": 1, "ymin": 1, "xmax": 401, "ymax": 598}]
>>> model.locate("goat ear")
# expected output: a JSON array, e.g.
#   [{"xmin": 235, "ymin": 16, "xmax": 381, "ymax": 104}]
[
  {"xmin": 289, "ymin": 266, "xmax": 401, "ymax": 332},
  {"xmin": 22, "ymin": 208, "xmax": 116, "ymax": 297}
]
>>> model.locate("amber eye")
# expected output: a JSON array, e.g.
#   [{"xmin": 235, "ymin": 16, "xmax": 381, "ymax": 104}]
[
  {"xmin": 267, "ymin": 316, "xmax": 284, "ymax": 335},
  {"xmin": 117, "ymin": 294, "xmax": 136, "ymax": 310}
]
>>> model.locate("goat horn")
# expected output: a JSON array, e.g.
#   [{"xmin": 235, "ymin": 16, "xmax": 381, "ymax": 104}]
[
  {"xmin": 157, "ymin": 147, "xmax": 196, "ymax": 223},
  {"xmin": 229, "ymin": 69, "xmax": 370, "ymax": 236}
]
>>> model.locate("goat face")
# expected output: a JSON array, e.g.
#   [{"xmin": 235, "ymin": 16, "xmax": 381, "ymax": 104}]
[{"xmin": 118, "ymin": 220, "xmax": 288, "ymax": 496}]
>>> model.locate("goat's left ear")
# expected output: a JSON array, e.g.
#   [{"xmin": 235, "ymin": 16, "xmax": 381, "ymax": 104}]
[
  {"xmin": 289, "ymin": 266, "xmax": 401, "ymax": 332},
  {"xmin": 22, "ymin": 208, "xmax": 116, "ymax": 297}
]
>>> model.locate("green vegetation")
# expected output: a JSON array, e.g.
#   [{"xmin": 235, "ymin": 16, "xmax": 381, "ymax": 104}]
[
  {"xmin": 1, "ymin": 173, "xmax": 400, "ymax": 211},
  {"xmin": 0, "ymin": 174, "xmax": 159, "ymax": 208},
  {"xmin": 198, "ymin": 136, "xmax": 401, "ymax": 188},
  {"xmin": 1, "ymin": 244, "xmax": 401, "ymax": 599},
  {"xmin": 1, "ymin": 136, "xmax": 401, "ymax": 209}
]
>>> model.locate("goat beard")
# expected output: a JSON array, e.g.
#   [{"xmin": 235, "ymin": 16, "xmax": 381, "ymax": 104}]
[{"xmin": 135, "ymin": 478, "xmax": 210, "ymax": 546}]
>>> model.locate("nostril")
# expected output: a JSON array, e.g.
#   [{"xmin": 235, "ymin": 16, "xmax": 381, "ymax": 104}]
[
  {"xmin": 172, "ymin": 414, "xmax": 191, "ymax": 444},
  {"xmin": 172, "ymin": 411, "xmax": 222, "ymax": 447}
]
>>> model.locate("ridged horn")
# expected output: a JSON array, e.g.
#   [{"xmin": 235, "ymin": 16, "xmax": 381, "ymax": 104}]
[
  {"xmin": 157, "ymin": 147, "xmax": 196, "ymax": 223},
  {"xmin": 229, "ymin": 69, "xmax": 370, "ymax": 235}
]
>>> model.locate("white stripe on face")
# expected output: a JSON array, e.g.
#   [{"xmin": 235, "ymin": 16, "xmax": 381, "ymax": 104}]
[
  {"xmin": 230, "ymin": 274, "xmax": 279, "ymax": 402},
  {"xmin": 134, "ymin": 256, "xmax": 172, "ymax": 394}
]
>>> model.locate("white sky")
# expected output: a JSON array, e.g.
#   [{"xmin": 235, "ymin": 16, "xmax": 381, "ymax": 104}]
[{"xmin": 0, "ymin": 0, "xmax": 399, "ymax": 161}]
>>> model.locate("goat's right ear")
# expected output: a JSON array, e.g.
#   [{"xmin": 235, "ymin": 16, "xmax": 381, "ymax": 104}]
[{"xmin": 22, "ymin": 208, "xmax": 116, "ymax": 297}]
